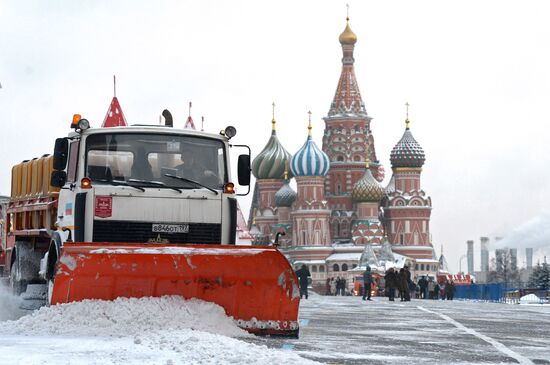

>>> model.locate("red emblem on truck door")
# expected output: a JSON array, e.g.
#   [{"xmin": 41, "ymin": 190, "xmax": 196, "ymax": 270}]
[{"xmin": 95, "ymin": 196, "xmax": 112, "ymax": 218}]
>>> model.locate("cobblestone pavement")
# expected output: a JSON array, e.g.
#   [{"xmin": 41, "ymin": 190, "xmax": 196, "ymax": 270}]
[{"xmin": 249, "ymin": 293, "xmax": 550, "ymax": 364}]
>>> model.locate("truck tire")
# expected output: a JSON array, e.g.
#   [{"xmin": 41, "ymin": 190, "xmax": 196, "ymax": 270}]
[
  {"xmin": 9, "ymin": 257, "xmax": 25, "ymax": 295},
  {"xmin": 46, "ymin": 233, "xmax": 63, "ymax": 305},
  {"xmin": 10, "ymin": 241, "xmax": 43, "ymax": 296}
]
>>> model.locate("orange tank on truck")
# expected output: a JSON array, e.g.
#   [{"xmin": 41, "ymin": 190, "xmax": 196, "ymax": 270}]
[{"xmin": 2, "ymin": 113, "xmax": 300, "ymax": 337}]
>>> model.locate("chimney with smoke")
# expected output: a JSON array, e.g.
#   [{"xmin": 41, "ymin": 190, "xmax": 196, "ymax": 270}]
[
  {"xmin": 480, "ymin": 237, "xmax": 489, "ymax": 272},
  {"xmin": 467, "ymin": 240, "xmax": 474, "ymax": 274}
]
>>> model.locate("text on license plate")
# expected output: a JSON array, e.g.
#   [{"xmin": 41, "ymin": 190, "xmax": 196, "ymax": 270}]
[{"xmin": 152, "ymin": 224, "xmax": 189, "ymax": 234}]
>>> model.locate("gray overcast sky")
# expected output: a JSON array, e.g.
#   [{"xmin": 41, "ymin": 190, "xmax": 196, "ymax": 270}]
[{"xmin": 1, "ymin": 0, "xmax": 549, "ymax": 271}]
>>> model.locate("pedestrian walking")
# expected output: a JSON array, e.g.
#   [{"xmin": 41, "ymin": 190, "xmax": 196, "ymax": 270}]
[
  {"xmin": 427, "ymin": 278, "xmax": 435, "ymax": 300},
  {"xmin": 404, "ymin": 266, "xmax": 411, "ymax": 301},
  {"xmin": 418, "ymin": 276, "xmax": 428, "ymax": 299},
  {"xmin": 330, "ymin": 277, "xmax": 337, "ymax": 295},
  {"xmin": 295, "ymin": 264, "xmax": 311, "ymax": 299},
  {"xmin": 433, "ymin": 282, "xmax": 440, "ymax": 300},
  {"xmin": 325, "ymin": 278, "xmax": 331, "ymax": 296},
  {"xmin": 385, "ymin": 267, "xmax": 397, "ymax": 301},
  {"xmin": 362, "ymin": 266, "xmax": 373, "ymax": 301}
]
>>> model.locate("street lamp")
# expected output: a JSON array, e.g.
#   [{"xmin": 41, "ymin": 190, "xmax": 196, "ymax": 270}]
[{"xmin": 459, "ymin": 254, "xmax": 467, "ymax": 274}]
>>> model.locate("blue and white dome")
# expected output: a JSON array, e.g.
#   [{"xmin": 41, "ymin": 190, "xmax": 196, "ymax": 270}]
[{"xmin": 290, "ymin": 119, "xmax": 330, "ymax": 177}]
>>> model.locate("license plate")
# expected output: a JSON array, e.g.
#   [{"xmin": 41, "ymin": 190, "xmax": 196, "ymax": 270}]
[{"xmin": 152, "ymin": 224, "xmax": 189, "ymax": 234}]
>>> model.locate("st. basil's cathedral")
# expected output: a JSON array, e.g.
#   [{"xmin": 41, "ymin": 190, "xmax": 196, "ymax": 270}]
[{"xmin": 248, "ymin": 17, "xmax": 444, "ymax": 292}]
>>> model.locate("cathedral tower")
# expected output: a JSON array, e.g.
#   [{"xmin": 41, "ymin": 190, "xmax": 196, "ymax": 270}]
[
  {"xmin": 384, "ymin": 111, "xmax": 433, "ymax": 259},
  {"xmin": 250, "ymin": 105, "xmax": 292, "ymax": 241},
  {"xmin": 290, "ymin": 113, "xmax": 331, "ymax": 246},
  {"xmin": 322, "ymin": 17, "xmax": 384, "ymax": 240}
]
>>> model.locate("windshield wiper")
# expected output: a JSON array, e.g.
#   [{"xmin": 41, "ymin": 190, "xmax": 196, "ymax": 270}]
[
  {"xmin": 127, "ymin": 179, "xmax": 182, "ymax": 193},
  {"xmin": 94, "ymin": 179, "xmax": 145, "ymax": 192},
  {"xmin": 164, "ymin": 174, "xmax": 218, "ymax": 195}
]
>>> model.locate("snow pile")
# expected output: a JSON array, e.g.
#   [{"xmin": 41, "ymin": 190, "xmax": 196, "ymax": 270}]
[
  {"xmin": 1, "ymin": 296, "xmax": 320, "ymax": 364},
  {"xmin": 0, "ymin": 281, "xmax": 26, "ymax": 321},
  {"xmin": 520, "ymin": 293, "xmax": 547, "ymax": 304},
  {"xmin": 3, "ymin": 296, "xmax": 248, "ymax": 338}
]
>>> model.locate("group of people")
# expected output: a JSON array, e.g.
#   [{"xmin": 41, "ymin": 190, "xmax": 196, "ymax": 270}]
[
  {"xmin": 417, "ymin": 276, "xmax": 456, "ymax": 300},
  {"xmin": 383, "ymin": 266, "xmax": 412, "ymax": 301},
  {"xmin": 295, "ymin": 263, "xmax": 457, "ymax": 301},
  {"xmin": 325, "ymin": 277, "xmax": 348, "ymax": 296},
  {"xmin": 383, "ymin": 268, "xmax": 456, "ymax": 301}
]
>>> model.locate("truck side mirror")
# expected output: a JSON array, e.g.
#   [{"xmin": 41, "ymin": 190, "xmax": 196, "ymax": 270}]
[
  {"xmin": 51, "ymin": 170, "xmax": 67, "ymax": 187},
  {"xmin": 53, "ymin": 138, "xmax": 69, "ymax": 170},
  {"xmin": 237, "ymin": 154, "xmax": 251, "ymax": 186}
]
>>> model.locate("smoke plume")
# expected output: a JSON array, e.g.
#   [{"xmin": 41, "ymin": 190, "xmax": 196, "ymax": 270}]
[{"xmin": 496, "ymin": 210, "xmax": 550, "ymax": 251}]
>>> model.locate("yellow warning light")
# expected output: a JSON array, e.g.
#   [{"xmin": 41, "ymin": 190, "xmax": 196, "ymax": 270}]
[{"xmin": 71, "ymin": 114, "xmax": 82, "ymax": 128}]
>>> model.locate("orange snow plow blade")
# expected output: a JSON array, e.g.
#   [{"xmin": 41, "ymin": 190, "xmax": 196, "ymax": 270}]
[{"xmin": 51, "ymin": 242, "xmax": 300, "ymax": 337}]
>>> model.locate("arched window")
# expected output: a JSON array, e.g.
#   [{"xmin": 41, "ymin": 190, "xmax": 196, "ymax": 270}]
[
  {"xmin": 421, "ymin": 264, "xmax": 425, "ymax": 271},
  {"xmin": 342, "ymin": 263, "xmax": 348, "ymax": 271},
  {"xmin": 333, "ymin": 264, "xmax": 340, "ymax": 272},
  {"xmin": 312, "ymin": 265, "xmax": 317, "ymax": 272},
  {"xmin": 319, "ymin": 265, "xmax": 325, "ymax": 272},
  {"xmin": 415, "ymin": 264, "xmax": 419, "ymax": 270},
  {"xmin": 337, "ymin": 156, "xmax": 344, "ymax": 162},
  {"xmin": 426, "ymin": 264, "xmax": 430, "ymax": 271}
]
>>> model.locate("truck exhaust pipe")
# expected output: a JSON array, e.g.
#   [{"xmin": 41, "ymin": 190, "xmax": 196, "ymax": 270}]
[{"xmin": 162, "ymin": 109, "xmax": 173, "ymax": 127}]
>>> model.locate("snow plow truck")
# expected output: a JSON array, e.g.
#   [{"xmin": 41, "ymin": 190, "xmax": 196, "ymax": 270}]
[{"xmin": 2, "ymin": 113, "xmax": 300, "ymax": 337}]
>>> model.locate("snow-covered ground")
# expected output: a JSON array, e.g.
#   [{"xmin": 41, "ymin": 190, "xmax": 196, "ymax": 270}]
[
  {"xmin": 2, "ymin": 284, "xmax": 550, "ymax": 365},
  {"xmin": 0, "ymin": 284, "xmax": 318, "ymax": 365}
]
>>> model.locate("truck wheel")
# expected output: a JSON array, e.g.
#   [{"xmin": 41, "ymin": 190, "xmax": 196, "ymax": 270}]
[{"xmin": 9, "ymin": 257, "xmax": 26, "ymax": 295}]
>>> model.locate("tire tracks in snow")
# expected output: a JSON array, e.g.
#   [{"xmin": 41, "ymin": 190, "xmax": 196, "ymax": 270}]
[{"xmin": 417, "ymin": 306, "xmax": 534, "ymax": 365}]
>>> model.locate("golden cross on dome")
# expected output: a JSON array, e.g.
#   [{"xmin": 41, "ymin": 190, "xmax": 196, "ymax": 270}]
[
  {"xmin": 272, "ymin": 102, "xmax": 276, "ymax": 131},
  {"xmin": 307, "ymin": 110, "xmax": 312, "ymax": 136},
  {"xmin": 346, "ymin": 3, "xmax": 350, "ymax": 20},
  {"xmin": 284, "ymin": 160, "xmax": 289, "ymax": 180},
  {"xmin": 405, "ymin": 102, "xmax": 410, "ymax": 129}
]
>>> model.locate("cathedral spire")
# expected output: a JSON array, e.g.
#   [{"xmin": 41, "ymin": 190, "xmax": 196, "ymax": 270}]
[{"xmin": 329, "ymin": 15, "xmax": 367, "ymax": 116}]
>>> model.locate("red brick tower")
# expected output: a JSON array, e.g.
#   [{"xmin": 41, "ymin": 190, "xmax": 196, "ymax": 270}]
[
  {"xmin": 384, "ymin": 111, "xmax": 434, "ymax": 259},
  {"xmin": 290, "ymin": 113, "xmax": 331, "ymax": 246},
  {"xmin": 322, "ymin": 17, "xmax": 384, "ymax": 241}
]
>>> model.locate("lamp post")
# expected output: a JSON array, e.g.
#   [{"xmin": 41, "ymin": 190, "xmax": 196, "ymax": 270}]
[{"xmin": 459, "ymin": 254, "xmax": 467, "ymax": 274}]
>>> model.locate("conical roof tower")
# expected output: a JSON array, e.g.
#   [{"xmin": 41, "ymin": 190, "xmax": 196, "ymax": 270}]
[
  {"xmin": 322, "ymin": 14, "xmax": 384, "ymax": 242},
  {"xmin": 359, "ymin": 243, "xmax": 379, "ymax": 269}
]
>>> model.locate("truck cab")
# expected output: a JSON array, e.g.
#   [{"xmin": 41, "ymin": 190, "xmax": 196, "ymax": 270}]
[{"xmin": 52, "ymin": 124, "xmax": 247, "ymax": 247}]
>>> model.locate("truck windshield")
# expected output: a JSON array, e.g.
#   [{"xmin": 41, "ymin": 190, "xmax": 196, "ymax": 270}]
[{"xmin": 85, "ymin": 133, "xmax": 227, "ymax": 190}]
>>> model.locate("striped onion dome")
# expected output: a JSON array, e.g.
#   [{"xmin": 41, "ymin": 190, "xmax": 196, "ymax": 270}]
[
  {"xmin": 351, "ymin": 165, "xmax": 385, "ymax": 203},
  {"xmin": 290, "ymin": 117, "xmax": 330, "ymax": 177},
  {"xmin": 275, "ymin": 180, "xmax": 296, "ymax": 207},
  {"xmin": 390, "ymin": 119, "xmax": 425, "ymax": 168},
  {"xmin": 251, "ymin": 118, "xmax": 292, "ymax": 180}
]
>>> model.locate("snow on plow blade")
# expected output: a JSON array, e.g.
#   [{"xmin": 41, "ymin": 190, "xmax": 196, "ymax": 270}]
[{"xmin": 51, "ymin": 242, "xmax": 300, "ymax": 337}]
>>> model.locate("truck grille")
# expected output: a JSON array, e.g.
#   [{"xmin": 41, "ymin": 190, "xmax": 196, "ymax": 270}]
[{"xmin": 93, "ymin": 220, "xmax": 222, "ymax": 244}]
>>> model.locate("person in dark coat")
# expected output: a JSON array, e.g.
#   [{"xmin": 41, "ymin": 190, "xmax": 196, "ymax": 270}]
[
  {"xmin": 295, "ymin": 265, "xmax": 311, "ymax": 299},
  {"xmin": 384, "ymin": 268, "xmax": 397, "ymax": 301},
  {"xmin": 403, "ymin": 266, "xmax": 411, "ymax": 301},
  {"xmin": 362, "ymin": 266, "xmax": 373, "ymax": 301},
  {"xmin": 433, "ymin": 282, "xmax": 440, "ymax": 300},
  {"xmin": 446, "ymin": 280, "xmax": 456, "ymax": 300},
  {"xmin": 397, "ymin": 267, "xmax": 409, "ymax": 302},
  {"xmin": 418, "ymin": 276, "xmax": 428, "ymax": 299}
]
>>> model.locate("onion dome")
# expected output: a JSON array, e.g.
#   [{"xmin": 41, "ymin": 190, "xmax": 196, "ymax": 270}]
[
  {"xmin": 390, "ymin": 116, "xmax": 425, "ymax": 168},
  {"xmin": 251, "ymin": 105, "xmax": 292, "ymax": 179},
  {"xmin": 352, "ymin": 146, "xmax": 385, "ymax": 203},
  {"xmin": 339, "ymin": 17, "xmax": 357, "ymax": 45},
  {"xmin": 290, "ymin": 112, "xmax": 330, "ymax": 177},
  {"xmin": 275, "ymin": 181, "xmax": 296, "ymax": 207}
]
